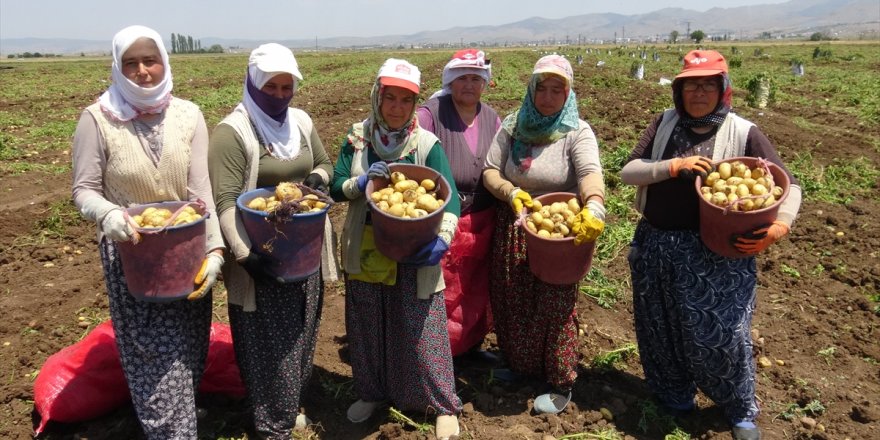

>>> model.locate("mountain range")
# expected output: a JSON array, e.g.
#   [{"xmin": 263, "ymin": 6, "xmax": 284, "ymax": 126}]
[{"xmin": 1, "ymin": 0, "xmax": 877, "ymax": 56}]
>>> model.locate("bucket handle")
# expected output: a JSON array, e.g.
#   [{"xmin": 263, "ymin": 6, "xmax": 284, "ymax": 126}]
[{"xmin": 123, "ymin": 200, "xmax": 207, "ymax": 244}]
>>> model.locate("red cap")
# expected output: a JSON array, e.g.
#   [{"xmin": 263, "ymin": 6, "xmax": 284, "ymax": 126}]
[{"xmin": 675, "ymin": 50, "xmax": 728, "ymax": 79}]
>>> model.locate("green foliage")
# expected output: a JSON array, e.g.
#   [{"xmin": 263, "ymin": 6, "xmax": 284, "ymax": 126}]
[
  {"xmin": 690, "ymin": 30, "xmax": 706, "ymax": 44},
  {"xmin": 775, "ymin": 399, "xmax": 826, "ymax": 421},
  {"xmin": 35, "ymin": 199, "xmax": 83, "ymax": 240},
  {"xmin": 388, "ymin": 407, "xmax": 432, "ymax": 433},
  {"xmin": 817, "ymin": 346, "xmax": 836, "ymax": 365},
  {"xmin": 787, "ymin": 152, "xmax": 880, "ymax": 204},
  {"xmin": 813, "ymin": 46, "xmax": 833, "ymax": 60},
  {"xmin": 591, "ymin": 343, "xmax": 638, "ymax": 371},
  {"xmin": 580, "ymin": 267, "xmax": 625, "ymax": 309},
  {"xmin": 728, "ymin": 56, "xmax": 743, "ymax": 68},
  {"xmin": 638, "ymin": 400, "xmax": 679, "ymax": 434},
  {"xmin": 745, "ymin": 72, "xmax": 774, "ymax": 108}
]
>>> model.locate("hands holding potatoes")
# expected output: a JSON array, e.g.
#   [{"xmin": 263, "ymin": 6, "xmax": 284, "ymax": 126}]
[
  {"xmin": 733, "ymin": 220, "xmax": 790, "ymax": 254},
  {"xmin": 669, "ymin": 155, "xmax": 713, "ymax": 180},
  {"xmin": 403, "ymin": 236, "xmax": 450, "ymax": 267},
  {"xmin": 101, "ymin": 209, "xmax": 134, "ymax": 241},
  {"xmin": 509, "ymin": 188, "xmax": 533, "ymax": 214},
  {"xmin": 357, "ymin": 162, "xmax": 391, "ymax": 192},
  {"xmin": 571, "ymin": 201, "xmax": 606, "ymax": 246}
]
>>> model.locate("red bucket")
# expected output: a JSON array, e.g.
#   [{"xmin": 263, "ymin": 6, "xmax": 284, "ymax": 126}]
[
  {"xmin": 116, "ymin": 201, "xmax": 207, "ymax": 302},
  {"xmin": 237, "ymin": 186, "xmax": 329, "ymax": 281},
  {"xmin": 366, "ymin": 163, "xmax": 451, "ymax": 262},
  {"xmin": 522, "ymin": 192, "xmax": 596, "ymax": 285},
  {"xmin": 696, "ymin": 156, "xmax": 790, "ymax": 258}
]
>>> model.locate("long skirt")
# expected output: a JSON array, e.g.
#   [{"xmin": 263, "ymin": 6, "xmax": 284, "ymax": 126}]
[
  {"xmin": 628, "ymin": 220, "xmax": 759, "ymax": 423},
  {"xmin": 345, "ymin": 266, "xmax": 461, "ymax": 416},
  {"xmin": 442, "ymin": 207, "xmax": 495, "ymax": 356},
  {"xmin": 488, "ymin": 207, "xmax": 580, "ymax": 390},
  {"xmin": 228, "ymin": 271, "xmax": 323, "ymax": 439},
  {"xmin": 100, "ymin": 238, "xmax": 211, "ymax": 440}
]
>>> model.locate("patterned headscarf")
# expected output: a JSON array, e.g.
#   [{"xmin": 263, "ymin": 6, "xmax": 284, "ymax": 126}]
[
  {"xmin": 502, "ymin": 55, "xmax": 580, "ymax": 171},
  {"xmin": 672, "ymin": 73, "xmax": 733, "ymax": 128},
  {"xmin": 97, "ymin": 25, "xmax": 173, "ymax": 121},
  {"xmin": 361, "ymin": 59, "xmax": 421, "ymax": 160}
]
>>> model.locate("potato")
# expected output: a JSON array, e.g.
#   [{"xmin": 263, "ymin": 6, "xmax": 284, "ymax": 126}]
[
  {"xmin": 420, "ymin": 179, "xmax": 436, "ymax": 191},
  {"xmin": 275, "ymin": 182, "xmax": 302, "ymax": 201},
  {"xmin": 416, "ymin": 194, "xmax": 441, "ymax": 212},
  {"xmin": 387, "ymin": 203, "xmax": 405, "ymax": 217},
  {"xmin": 390, "ymin": 171, "xmax": 407, "ymax": 184},
  {"xmin": 567, "ymin": 198, "xmax": 581, "ymax": 213},
  {"xmin": 531, "ymin": 200, "xmax": 543, "ymax": 211},
  {"xmin": 247, "ymin": 197, "xmax": 268, "ymax": 211},
  {"xmin": 718, "ymin": 162, "xmax": 732, "ymax": 179}
]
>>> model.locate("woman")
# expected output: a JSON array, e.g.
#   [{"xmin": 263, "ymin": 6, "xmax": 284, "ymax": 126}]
[
  {"xmin": 71, "ymin": 25, "xmax": 224, "ymax": 439},
  {"xmin": 207, "ymin": 43, "xmax": 334, "ymax": 439},
  {"xmin": 416, "ymin": 48, "xmax": 501, "ymax": 357},
  {"xmin": 482, "ymin": 54, "xmax": 605, "ymax": 415},
  {"xmin": 329, "ymin": 58, "xmax": 462, "ymax": 440},
  {"xmin": 620, "ymin": 50, "xmax": 802, "ymax": 440}
]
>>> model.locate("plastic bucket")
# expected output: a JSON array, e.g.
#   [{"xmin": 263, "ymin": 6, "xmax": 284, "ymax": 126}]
[
  {"xmin": 366, "ymin": 163, "xmax": 451, "ymax": 262},
  {"xmin": 696, "ymin": 156, "xmax": 790, "ymax": 258},
  {"xmin": 522, "ymin": 192, "xmax": 596, "ymax": 285},
  {"xmin": 237, "ymin": 187, "xmax": 329, "ymax": 281},
  {"xmin": 117, "ymin": 201, "xmax": 207, "ymax": 302}
]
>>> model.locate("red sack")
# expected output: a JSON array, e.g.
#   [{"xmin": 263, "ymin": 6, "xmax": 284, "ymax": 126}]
[
  {"xmin": 33, "ymin": 321, "xmax": 128, "ymax": 434},
  {"xmin": 34, "ymin": 321, "xmax": 245, "ymax": 435},
  {"xmin": 199, "ymin": 322, "xmax": 246, "ymax": 397}
]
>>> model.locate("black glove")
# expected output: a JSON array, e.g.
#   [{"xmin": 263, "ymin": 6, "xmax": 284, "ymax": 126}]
[
  {"xmin": 302, "ymin": 173, "xmax": 327, "ymax": 194},
  {"xmin": 239, "ymin": 252, "xmax": 282, "ymax": 283}
]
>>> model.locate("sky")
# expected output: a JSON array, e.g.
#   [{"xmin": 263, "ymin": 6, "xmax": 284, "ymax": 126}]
[{"xmin": 0, "ymin": 0, "xmax": 791, "ymax": 41}]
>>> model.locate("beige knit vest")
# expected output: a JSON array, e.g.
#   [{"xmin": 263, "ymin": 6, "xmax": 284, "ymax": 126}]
[{"xmin": 86, "ymin": 98, "xmax": 199, "ymax": 207}]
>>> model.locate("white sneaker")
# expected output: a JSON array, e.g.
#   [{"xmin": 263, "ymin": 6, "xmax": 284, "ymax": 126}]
[
  {"xmin": 435, "ymin": 414, "xmax": 460, "ymax": 440},
  {"xmin": 347, "ymin": 399, "xmax": 384, "ymax": 423}
]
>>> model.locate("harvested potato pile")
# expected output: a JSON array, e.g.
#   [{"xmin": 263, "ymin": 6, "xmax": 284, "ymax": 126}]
[
  {"xmin": 700, "ymin": 160, "xmax": 785, "ymax": 211},
  {"xmin": 524, "ymin": 197, "xmax": 581, "ymax": 239},
  {"xmin": 246, "ymin": 182, "xmax": 327, "ymax": 214},
  {"xmin": 369, "ymin": 171, "xmax": 444, "ymax": 218},
  {"xmin": 133, "ymin": 206, "xmax": 201, "ymax": 228}
]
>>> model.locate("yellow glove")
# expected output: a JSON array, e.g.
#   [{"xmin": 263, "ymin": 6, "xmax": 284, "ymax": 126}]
[
  {"xmin": 509, "ymin": 188, "xmax": 533, "ymax": 214},
  {"xmin": 571, "ymin": 206, "xmax": 605, "ymax": 245},
  {"xmin": 187, "ymin": 253, "xmax": 224, "ymax": 301}
]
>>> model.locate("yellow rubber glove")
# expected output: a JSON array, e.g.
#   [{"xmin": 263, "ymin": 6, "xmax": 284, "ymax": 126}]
[
  {"xmin": 509, "ymin": 188, "xmax": 533, "ymax": 214},
  {"xmin": 187, "ymin": 253, "xmax": 224, "ymax": 300},
  {"xmin": 571, "ymin": 207, "xmax": 605, "ymax": 245}
]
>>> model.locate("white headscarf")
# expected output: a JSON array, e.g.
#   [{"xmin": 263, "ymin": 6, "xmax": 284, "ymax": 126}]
[
  {"xmin": 429, "ymin": 49, "xmax": 491, "ymax": 99},
  {"xmin": 97, "ymin": 25, "xmax": 173, "ymax": 121},
  {"xmin": 239, "ymin": 43, "xmax": 304, "ymax": 160}
]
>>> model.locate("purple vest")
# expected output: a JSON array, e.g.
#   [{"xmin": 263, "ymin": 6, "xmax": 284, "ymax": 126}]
[{"xmin": 422, "ymin": 95, "xmax": 499, "ymax": 214}]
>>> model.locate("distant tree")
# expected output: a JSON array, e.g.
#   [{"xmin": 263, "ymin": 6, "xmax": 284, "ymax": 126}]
[
  {"xmin": 7, "ymin": 54, "xmax": 15, "ymax": 59},
  {"xmin": 670, "ymin": 30, "xmax": 679, "ymax": 44},
  {"xmin": 171, "ymin": 33, "xmax": 177, "ymax": 53},
  {"xmin": 690, "ymin": 30, "xmax": 706, "ymax": 43},
  {"xmin": 207, "ymin": 44, "xmax": 224, "ymax": 53},
  {"xmin": 760, "ymin": 31, "xmax": 772, "ymax": 39},
  {"xmin": 187, "ymin": 36, "xmax": 194, "ymax": 53},
  {"xmin": 809, "ymin": 32, "xmax": 831, "ymax": 41}
]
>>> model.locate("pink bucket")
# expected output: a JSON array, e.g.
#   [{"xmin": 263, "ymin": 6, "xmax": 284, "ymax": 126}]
[
  {"xmin": 116, "ymin": 201, "xmax": 207, "ymax": 302},
  {"xmin": 522, "ymin": 192, "xmax": 596, "ymax": 285},
  {"xmin": 365, "ymin": 163, "xmax": 452, "ymax": 262},
  {"xmin": 696, "ymin": 156, "xmax": 790, "ymax": 258},
  {"xmin": 237, "ymin": 186, "xmax": 329, "ymax": 281}
]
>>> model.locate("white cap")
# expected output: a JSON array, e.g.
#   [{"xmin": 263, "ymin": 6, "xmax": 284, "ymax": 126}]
[
  {"xmin": 248, "ymin": 43, "xmax": 303, "ymax": 87},
  {"xmin": 377, "ymin": 58, "xmax": 420, "ymax": 94}
]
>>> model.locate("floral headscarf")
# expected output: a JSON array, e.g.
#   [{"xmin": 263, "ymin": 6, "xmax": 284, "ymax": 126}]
[
  {"xmin": 672, "ymin": 73, "xmax": 733, "ymax": 128},
  {"xmin": 502, "ymin": 55, "xmax": 580, "ymax": 171},
  {"xmin": 97, "ymin": 25, "xmax": 173, "ymax": 122},
  {"xmin": 362, "ymin": 59, "xmax": 421, "ymax": 160}
]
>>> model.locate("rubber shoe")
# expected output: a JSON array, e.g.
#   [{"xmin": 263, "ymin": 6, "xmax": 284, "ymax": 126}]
[
  {"xmin": 533, "ymin": 389, "xmax": 572, "ymax": 414},
  {"xmin": 732, "ymin": 424, "xmax": 761, "ymax": 440},
  {"xmin": 435, "ymin": 414, "xmax": 460, "ymax": 440},
  {"xmin": 346, "ymin": 400, "xmax": 384, "ymax": 423},
  {"xmin": 294, "ymin": 413, "xmax": 312, "ymax": 430}
]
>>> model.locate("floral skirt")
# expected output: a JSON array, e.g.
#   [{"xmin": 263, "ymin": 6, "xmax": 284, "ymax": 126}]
[{"xmin": 488, "ymin": 207, "xmax": 579, "ymax": 389}]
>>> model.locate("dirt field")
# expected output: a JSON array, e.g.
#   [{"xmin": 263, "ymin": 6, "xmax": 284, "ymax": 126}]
[{"xmin": 0, "ymin": 47, "xmax": 878, "ymax": 440}]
